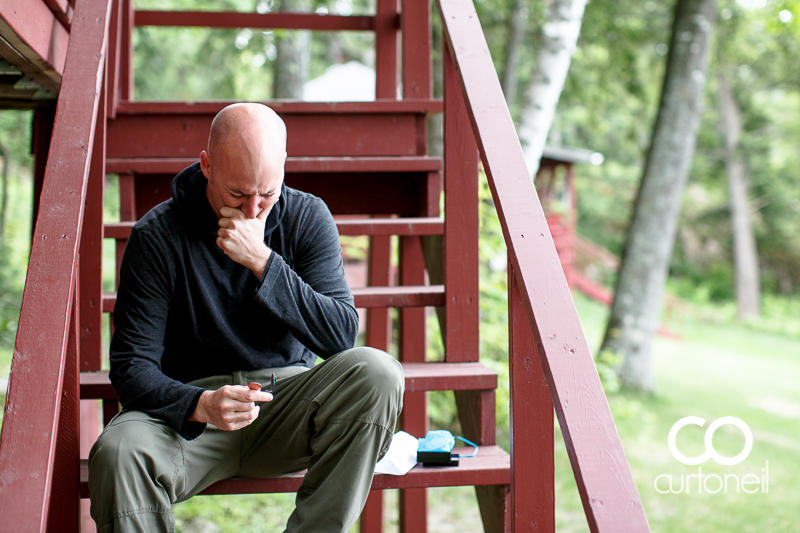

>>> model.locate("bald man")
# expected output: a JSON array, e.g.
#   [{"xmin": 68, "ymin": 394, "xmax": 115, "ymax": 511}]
[{"xmin": 88, "ymin": 104, "xmax": 404, "ymax": 533}]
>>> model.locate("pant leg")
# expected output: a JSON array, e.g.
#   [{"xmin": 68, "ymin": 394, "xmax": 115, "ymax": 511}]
[
  {"xmin": 87, "ymin": 410, "xmax": 240, "ymax": 532},
  {"xmin": 238, "ymin": 347, "xmax": 405, "ymax": 533}
]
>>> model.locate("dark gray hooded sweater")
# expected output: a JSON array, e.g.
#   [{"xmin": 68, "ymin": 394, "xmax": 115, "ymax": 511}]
[{"xmin": 109, "ymin": 162, "xmax": 358, "ymax": 439}]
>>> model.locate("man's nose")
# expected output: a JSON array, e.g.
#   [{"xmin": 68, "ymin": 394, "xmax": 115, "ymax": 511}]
[{"xmin": 242, "ymin": 197, "xmax": 260, "ymax": 219}]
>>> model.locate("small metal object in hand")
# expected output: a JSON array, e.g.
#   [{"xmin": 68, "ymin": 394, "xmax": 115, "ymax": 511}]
[{"xmin": 260, "ymin": 373, "xmax": 277, "ymax": 394}]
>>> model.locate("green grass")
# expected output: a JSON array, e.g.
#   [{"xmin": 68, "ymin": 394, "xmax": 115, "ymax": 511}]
[{"xmin": 555, "ymin": 292, "xmax": 800, "ymax": 533}]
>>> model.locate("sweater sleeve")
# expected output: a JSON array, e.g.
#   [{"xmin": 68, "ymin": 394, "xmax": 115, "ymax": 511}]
[
  {"xmin": 109, "ymin": 227, "xmax": 207, "ymax": 440},
  {"xmin": 254, "ymin": 197, "xmax": 359, "ymax": 358}
]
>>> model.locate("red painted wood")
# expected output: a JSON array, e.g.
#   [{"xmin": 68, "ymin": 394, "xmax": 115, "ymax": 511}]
[
  {"xmin": 120, "ymin": 0, "xmax": 133, "ymax": 100},
  {"xmin": 509, "ymin": 262, "xmax": 554, "ymax": 533},
  {"xmin": 442, "ymin": 43, "xmax": 479, "ymax": 363},
  {"xmin": 46, "ymin": 287, "xmax": 80, "ymax": 533},
  {"xmin": 0, "ymin": 0, "xmax": 112, "ymax": 528},
  {"xmin": 105, "ymin": 218, "xmax": 443, "ymax": 239},
  {"xmin": 102, "ymin": 285, "xmax": 444, "ymax": 313},
  {"xmin": 366, "ymin": 232, "xmax": 392, "ymax": 351},
  {"xmin": 80, "ymin": 75, "xmax": 106, "ymax": 371},
  {"xmin": 375, "ymin": 0, "xmax": 400, "ymax": 99},
  {"xmin": 135, "ymin": 10, "xmax": 375, "ymax": 31},
  {"xmin": 106, "ymin": 0, "xmax": 122, "ymax": 118},
  {"xmin": 105, "ymin": 156, "xmax": 442, "ymax": 175},
  {"xmin": 42, "ymin": 0, "xmax": 72, "ymax": 31},
  {"xmin": 118, "ymin": 173, "xmax": 135, "ymax": 221},
  {"xmin": 360, "ymin": 490, "xmax": 384, "ymax": 533},
  {"xmin": 114, "ymin": 99, "xmax": 442, "ymax": 115},
  {"xmin": 79, "ymin": 445, "xmax": 509, "ymax": 498},
  {"xmin": 435, "ymin": 0, "xmax": 650, "ymax": 529},
  {"xmin": 399, "ymin": 236, "xmax": 429, "ymax": 533},
  {"xmin": 0, "ymin": 0, "xmax": 69, "ymax": 87},
  {"xmin": 401, "ymin": 0, "xmax": 432, "ymax": 99},
  {"xmin": 81, "ymin": 362, "xmax": 497, "ymax": 400},
  {"xmin": 107, "ymin": 110, "xmax": 425, "ymax": 158}
]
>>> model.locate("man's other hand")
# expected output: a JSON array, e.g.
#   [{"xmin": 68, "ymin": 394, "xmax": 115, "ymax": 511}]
[
  {"xmin": 189, "ymin": 383, "xmax": 273, "ymax": 431},
  {"xmin": 217, "ymin": 206, "xmax": 272, "ymax": 278}
]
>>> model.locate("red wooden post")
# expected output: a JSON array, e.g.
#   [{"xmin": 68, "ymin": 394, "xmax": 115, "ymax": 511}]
[
  {"xmin": 361, "ymin": 228, "xmax": 393, "ymax": 533},
  {"xmin": 79, "ymin": 70, "xmax": 107, "ymax": 533},
  {"xmin": 118, "ymin": 173, "xmax": 136, "ymax": 221},
  {"xmin": 399, "ymin": 235, "xmax": 428, "ymax": 533},
  {"xmin": 401, "ymin": 0, "xmax": 432, "ymax": 100},
  {"xmin": 107, "ymin": 0, "xmax": 122, "ymax": 118},
  {"xmin": 442, "ymin": 43, "xmax": 479, "ymax": 363},
  {"xmin": 509, "ymin": 261, "xmax": 554, "ymax": 532},
  {"xmin": 45, "ymin": 284, "xmax": 81, "ymax": 533},
  {"xmin": 375, "ymin": 0, "xmax": 400, "ymax": 99},
  {"xmin": 120, "ymin": 0, "xmax": 134, "ymax": 100}
]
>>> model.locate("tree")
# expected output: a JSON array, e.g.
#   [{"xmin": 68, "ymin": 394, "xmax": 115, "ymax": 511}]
[
  {"xmin": 272, "ymin": 0, "xmax": 312, "ymax": 98},
  {"xmin": 516, "ymin": 0, "xmax": 589, "ymax": 177},
  {"xmin": 718, "ymin": 61, "xmax": 761, "ymax": 318},
  {"xmin": 600, "ymin": 0, "xmax": 717, "ymax": 392}
]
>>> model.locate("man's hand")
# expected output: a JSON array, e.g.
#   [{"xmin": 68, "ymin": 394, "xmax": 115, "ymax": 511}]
[
  {"xmin": 189, "ymin": 383, "xmax": 273, "ymax": 431},
  {"xmin": 217, "ymin": 206, "xmax": 272, "ymax": 278}
]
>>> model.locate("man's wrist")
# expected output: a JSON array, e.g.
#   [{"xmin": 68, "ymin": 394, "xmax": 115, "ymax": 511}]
[
  {"xmin": 189, "ymin": 390, "xmax": 211, "ymax": 423},
  {"xmin": 250, "ymin": 246, "xmax": 272, "ymax": 279}
]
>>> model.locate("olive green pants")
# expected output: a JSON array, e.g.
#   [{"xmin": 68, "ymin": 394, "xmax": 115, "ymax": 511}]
[{"xmin": 88, "ymin": 347, "xmax": 404, "ymax": 533}]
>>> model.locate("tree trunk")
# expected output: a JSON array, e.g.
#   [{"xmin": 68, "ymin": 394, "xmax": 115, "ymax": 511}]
[
  {"xmin": 600, "ymin": 0, "xmax": 717, "ymax": 392},
  {"xmin": 516, "ymin": 0, "xmax": 588, "ymax": 178},
  {"xmin": 273, "ymin": 0, "xmax": 312, "ymax": 99},
  {"xmin": 718, "ymin": 65, "xmax": 760, "ymax": 318},
  {"xmin": 501, "ymin": 0, "xmax": 526, "ymax": 108}
]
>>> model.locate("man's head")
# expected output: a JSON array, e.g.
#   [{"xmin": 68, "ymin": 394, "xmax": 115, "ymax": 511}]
[{"xmin": 200, "ymin": 103, "xmax": 288, "ymax": 220}]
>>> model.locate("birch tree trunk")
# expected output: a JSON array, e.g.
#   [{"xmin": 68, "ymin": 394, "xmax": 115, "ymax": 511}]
[
  {"xmin": 516, "ymin": 0, "xmax": 588, "ymax": 178},
  {"xmin": 501, "ymin": 0, "xmax": 526, "ymax": 108},
  {"xmin": 600, "ymin": 0, "xmax": 717, "ymax": 392},
  {"xmin": 718, "ymin": 65, "xmax": 761, "ymax": 318},
  {"xmin": 273, "ymin": 0, "xmax": 311, "ymax": 98}
]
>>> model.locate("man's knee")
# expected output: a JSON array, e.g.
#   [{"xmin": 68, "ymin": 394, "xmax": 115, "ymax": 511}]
[
  {"xmin": 337, "ymin": 346, "xmax": 404, "ymax": 395},
  {"xmin": 89, "ymin": 414, "xmax": 184, "ymax": 506}
]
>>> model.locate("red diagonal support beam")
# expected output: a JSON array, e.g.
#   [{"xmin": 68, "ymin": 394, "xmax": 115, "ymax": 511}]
[
  {"xmin": 0, "ymin": 0, "xmax": 112, "ymax": 530},
  {"xmin": 435, "ymin": 0, "xmax": 650, "ymax": 531}
]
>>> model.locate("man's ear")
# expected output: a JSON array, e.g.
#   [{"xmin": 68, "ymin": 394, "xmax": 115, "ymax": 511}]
[{"xmin": 200, "ymin": 151, "xmax": 212, "ymax": 180}]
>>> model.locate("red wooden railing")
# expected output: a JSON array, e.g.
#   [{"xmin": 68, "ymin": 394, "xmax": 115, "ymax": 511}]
[
  {"xmin": 0, "ymin": 0, "xmax": 113, "ymax": 530},
  {"xmin": 435, "ymin": 0, "xmax": 651, "ymax": 530},
  {"xmin": 437, "ymin": 0, "xmax": 649, "ymax": 532}
]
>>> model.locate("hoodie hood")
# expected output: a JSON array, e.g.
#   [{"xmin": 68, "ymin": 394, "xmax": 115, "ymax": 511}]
[{"xmin": 171, "ymin": 162, "xmax": 286, "ymax": 241}]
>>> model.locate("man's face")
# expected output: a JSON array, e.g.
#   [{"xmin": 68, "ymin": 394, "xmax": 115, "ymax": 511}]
[{"xmin": 201, "ymin": 151, "xmax": 285, "ymax": 220}]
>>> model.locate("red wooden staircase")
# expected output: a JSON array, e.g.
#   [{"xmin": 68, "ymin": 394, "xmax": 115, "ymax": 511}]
[{"xmin": 0, "ymin": 0, "xmax": 651, "ymax": 532}]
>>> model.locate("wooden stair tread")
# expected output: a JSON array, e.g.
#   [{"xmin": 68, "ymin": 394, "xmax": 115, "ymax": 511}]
[
  {"xmin": 115, "ymin": 100, "xmax": 444, "ymax": 115},
  {"xmin": 106, "ymin": 156, "xmax": 442, "ymax": 175},
  {"xmin": 104, "ymin": 217, "xmax": 444, "ymax": 239},
  {"xmin": 102, "ymin": 285, "xmax": 445, "ymax": 313},
  {"xmin": 81, "ymin": 361, "xmax": 496, "ymax": 400},
  {"xmin": 80, "ymin": 445, "xmax": 509, "ymax": 499}
]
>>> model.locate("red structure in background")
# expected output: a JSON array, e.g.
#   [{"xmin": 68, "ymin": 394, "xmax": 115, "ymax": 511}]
[{"xmin": 0, "ymin": 1, "xmax": 651, "ymax": 532}]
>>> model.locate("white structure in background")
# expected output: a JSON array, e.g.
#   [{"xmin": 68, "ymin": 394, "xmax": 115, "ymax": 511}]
[{"xmin": 303, "ymin": 61, "xmax": 375, "ymax": 101}]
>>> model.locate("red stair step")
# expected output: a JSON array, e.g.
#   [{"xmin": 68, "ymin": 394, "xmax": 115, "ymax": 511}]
[
  {"xmin": 105, "ymin": 156, "xmax": 442, "ymax": 175},
  {"xmin": 80, "ymin": 361, "xmax": 496, "ymax": 401},
  {"xmin": 101, "ymin": 285, "xmax": 444, "ymax": 314},
  {"xmin": 104, "ymin": 217, "xmax": 443, "ymax": 240},
  {"xmin": 80, "ymin": 445, "xmax": 509, "ymax": 499}
]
